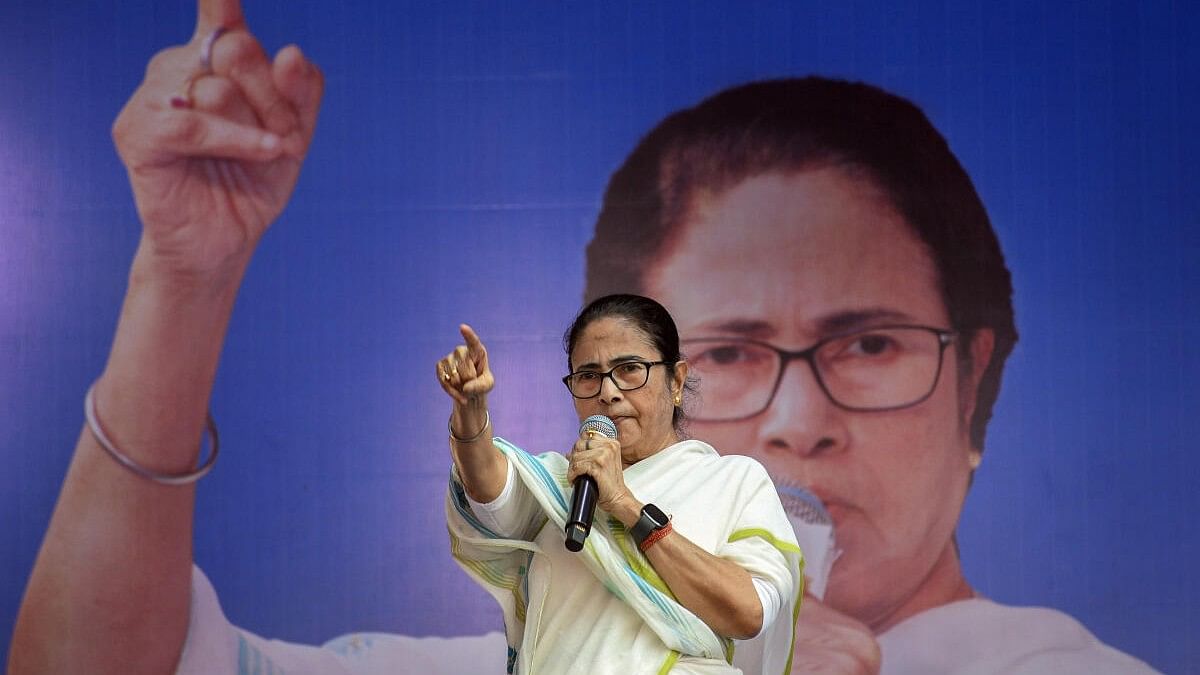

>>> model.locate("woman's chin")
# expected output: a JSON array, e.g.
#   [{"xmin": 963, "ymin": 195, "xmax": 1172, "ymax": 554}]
[
  {"xmin": 822, "ymin": 556, "xmax": 885, "ymax": 621},
  {"xmin": 612, "ymin": 415, "xmax": 637, "ymax": 433}
]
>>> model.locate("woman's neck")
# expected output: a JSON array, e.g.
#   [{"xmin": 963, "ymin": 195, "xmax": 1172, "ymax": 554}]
[
  {"xmin": 621, "ymin": 431, "xmax": 681, "ymax": 468},
  {"xmin": 870, "ymin": 539, "xmax": 975, "ymax": 634}
]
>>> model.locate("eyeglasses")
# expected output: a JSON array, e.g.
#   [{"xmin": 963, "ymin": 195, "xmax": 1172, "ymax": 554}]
[
  {"xmin": 562, "ymin": 361, "xmax": 671, "ymax": 399},
  {"xmin": 681, "ymin": 325, "xmax": 957, "ymax": 422}
]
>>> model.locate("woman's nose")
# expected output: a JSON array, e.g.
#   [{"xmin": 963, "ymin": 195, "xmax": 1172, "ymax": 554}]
[
  {"xmin": 756, "ymin": 360, "xmax": 845, "ymax": 457},
  {"xmin": 597, "ymin": 374, "xmax": 624, "ymax": 403}
]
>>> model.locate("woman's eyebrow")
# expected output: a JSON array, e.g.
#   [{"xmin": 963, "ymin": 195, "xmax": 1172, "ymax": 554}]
[
  {"xmin": 701, "ymin": 319, "xmax": 776, "ymax": 339},
  {"xmin": 815, "ymin": 308, "xmax": 915, "ymax": 334},
  {"xmin": 573, "ymin": 354, "xmax": 648, "ymax": 371},
  {"xmin": 696, "ymin": 309, "xmax": 917, "ymax": 339}
]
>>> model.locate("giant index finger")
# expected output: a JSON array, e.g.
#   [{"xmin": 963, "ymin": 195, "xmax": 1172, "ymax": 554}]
[{"xmin": 195, "ymin": 0, "xmax": 246, "ymax": 37}]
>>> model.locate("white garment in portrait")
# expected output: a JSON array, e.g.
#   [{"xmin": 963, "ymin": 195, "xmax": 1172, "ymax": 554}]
[
  {"xmin": 876, "ymin": 597, "xmax": 1160, "ymax": 674},
  {"xmin": 176, "ymin": 566, "xmax": 509, "ymax": 674}
]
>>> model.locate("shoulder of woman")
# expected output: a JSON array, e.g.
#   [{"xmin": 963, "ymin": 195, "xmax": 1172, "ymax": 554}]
[{"xmin": 688, "ymin": 441, "xmax": 771, "ymax": 479}]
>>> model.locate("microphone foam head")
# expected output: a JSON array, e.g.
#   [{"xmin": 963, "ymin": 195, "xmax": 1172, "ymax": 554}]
[
  {"xmin": 579, "ymin": 414, "xmax": 618, "ymax": 439},
  {"xmin": 773, "ymin": 476, "xmax": 833, "ymax": 526},
  {"xmin": 769, "ymin": 473, "xmax": 839, "ymax": 600}
]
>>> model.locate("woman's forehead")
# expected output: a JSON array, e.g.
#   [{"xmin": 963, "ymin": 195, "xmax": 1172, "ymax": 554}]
[
  {"xmin": 571, "ymin": 317, "xmax": 660, "ymax": 367},
  {"xmin": 643, "ymin": 169, "xmax": 947, "ymax": 341}
]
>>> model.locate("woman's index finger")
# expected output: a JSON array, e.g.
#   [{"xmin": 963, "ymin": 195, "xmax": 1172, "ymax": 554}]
[{"xmin": 459, "ymin": 324, "xmax": 486, "ymax": 356}]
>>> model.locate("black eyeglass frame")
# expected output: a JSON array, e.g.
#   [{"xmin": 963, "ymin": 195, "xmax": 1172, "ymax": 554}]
[
  {"xmin": 681, "ymin": 325, "xmax": 958, "ymax": 422},
  {"xmin": 562, "ymin": 361, "xmax": 673, "ymax": 400}
]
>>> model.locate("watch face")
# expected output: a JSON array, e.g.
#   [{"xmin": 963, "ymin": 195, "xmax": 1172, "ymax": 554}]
[{"xmin": 643, "ymin": 504, "xmax": 669, "ymax": 528}]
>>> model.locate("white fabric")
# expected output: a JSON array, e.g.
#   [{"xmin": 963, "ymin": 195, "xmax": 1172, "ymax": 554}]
[
  {"xmin": 876, "ymin": 597, "xmax": 1161, "ymax": 674},
  {"xmin": 170, "ymin": 482, "xmax": 1158, "ymax": 675},
  {"xmin": 176, "ymin": 566, "xmax": 509, "ymax": 674},
  {"xmin": 748, "ymin": 577, "xmax": 781, "ymax": 638},
  {"xmin": 465, "ymin": 458, "xmax": 784, "ymax": 641},
  {"xmin": 466, "ymin": 457, "xmax": 526, "ymax": 536},
  {"xmin": 448, "ymin": 437, "xmax": 803, "ymax": 675}
]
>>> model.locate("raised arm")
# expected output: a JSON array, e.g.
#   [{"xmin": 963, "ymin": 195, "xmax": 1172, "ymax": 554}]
[
  {"xmin": 8, "ymin": 1, "xmax": 322, "ymax": 672},
  {"xmin": 437, "ymin": 324, "xmax": 508, "ymax": 503}
]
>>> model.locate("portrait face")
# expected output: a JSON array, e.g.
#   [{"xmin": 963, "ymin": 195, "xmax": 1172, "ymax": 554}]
[
  {"xmin": 568, "ymin": 316, "xmax": 687, "ymax": 466},
  {"xmin": 643, "ymin": 167, "xmax": 990, "ymax": 629}
]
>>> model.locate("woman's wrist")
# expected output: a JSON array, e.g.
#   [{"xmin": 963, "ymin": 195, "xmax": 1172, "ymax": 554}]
[
  {"xmin": 96, "ymin": 245, "xmax": 251, "ymax": 458},
  {"xmin": 450, "ymin": 397, "xmax": 489, "ymax": 440},
  {"xmin": 129, "ymin": 236, "xmax": 254, "ymax": 297},
  {"xmin": 610, "ymin": 492, "xmax": 644, "ymax": 528}
]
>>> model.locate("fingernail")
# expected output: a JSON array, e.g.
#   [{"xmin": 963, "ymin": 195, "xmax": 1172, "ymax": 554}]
[{"xmin": 260, "ymin": 133, "xmax": 280, "ymax": 151}]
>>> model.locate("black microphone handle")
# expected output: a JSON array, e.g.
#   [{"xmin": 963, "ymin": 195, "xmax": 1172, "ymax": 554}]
[{"xmin": 565, "ymin": 474, "xmax": 599, "ymax": 552}]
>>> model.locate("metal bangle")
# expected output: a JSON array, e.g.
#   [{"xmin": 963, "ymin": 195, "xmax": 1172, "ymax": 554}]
[
  {"xmin": 449, "ymin": 410, "xmax": 490, "ymax": 443},
  {"xmin": 84, "ymin": 382, "xmax": 219, "ymax": 486}
]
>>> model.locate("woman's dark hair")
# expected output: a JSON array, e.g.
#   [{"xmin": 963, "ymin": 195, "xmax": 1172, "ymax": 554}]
[
  {"xmin": 583, "ymin": 76, "xmax": 1018, "ymax": 453},
  {"xmin": 564, "ymin": 293, "xmax": 692, "ymax": 431}
]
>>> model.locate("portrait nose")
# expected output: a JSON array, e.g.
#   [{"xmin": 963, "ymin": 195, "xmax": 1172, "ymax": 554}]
[{"xmin": 757, "ymin": 360, "xmax": 845, "ymax": 458}]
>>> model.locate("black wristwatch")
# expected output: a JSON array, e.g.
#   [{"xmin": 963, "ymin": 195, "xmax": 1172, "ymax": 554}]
[{"xmin": 630, "ymin": 503, "xmax": 670, "ymax": 548}]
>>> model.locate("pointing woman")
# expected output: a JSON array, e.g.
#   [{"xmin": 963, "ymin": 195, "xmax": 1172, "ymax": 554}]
[{"xmin": 441, "ymin": 294, "xmax": 802, "ymax": 674}]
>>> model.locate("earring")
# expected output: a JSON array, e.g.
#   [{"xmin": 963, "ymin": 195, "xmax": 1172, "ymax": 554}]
[
  {"xmin": 968, "ymin": 451, "xmax": 982, "ymax": 470},
  {"xmin": 673, "ymin": 394, "xmax": 681, "ymax": 406}
]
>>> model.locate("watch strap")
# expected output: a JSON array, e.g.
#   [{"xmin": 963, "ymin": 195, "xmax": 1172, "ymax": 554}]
[{"xmin": 630, "ymin": 503, "xmax": 669, "ymax": 547}]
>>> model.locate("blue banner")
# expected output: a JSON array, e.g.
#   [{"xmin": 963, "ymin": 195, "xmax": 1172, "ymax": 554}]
[{"xmin": 2, "ymin": 2, "xmax": 1196, "ymax": 672}]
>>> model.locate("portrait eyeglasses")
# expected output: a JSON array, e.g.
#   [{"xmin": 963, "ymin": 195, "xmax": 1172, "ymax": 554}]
[
  {"xmin": 562, "ymin": 361, "xmax": 672, "ymax": 399},
  {"xmin": 681, "ymin": 325, "xmax": 957, "ymax": 422}
]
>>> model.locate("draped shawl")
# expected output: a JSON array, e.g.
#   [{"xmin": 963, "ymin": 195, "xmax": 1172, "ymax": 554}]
[{"xmin": 447, "ymin": 438, "xmax": 803, "ymax": 675}]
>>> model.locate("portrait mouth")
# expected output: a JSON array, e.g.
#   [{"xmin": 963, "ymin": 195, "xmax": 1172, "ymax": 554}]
[
  {"xmin": 787, "ymin": 482, "xmax": 852, "ymax": 530},
  {"xmin": 822, "ymin": 501, "xmax": 850, "ymax": 529}
]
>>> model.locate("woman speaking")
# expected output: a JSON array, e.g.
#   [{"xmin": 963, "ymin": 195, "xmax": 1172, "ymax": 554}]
[{"xmin": 439, "ymin": 295, "xmax": 801, "ymax": 674}]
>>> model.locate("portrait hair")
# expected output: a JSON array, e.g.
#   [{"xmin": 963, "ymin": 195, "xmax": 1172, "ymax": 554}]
[{"xmin": 584, "ymin": 76, "xmax": 1018, "ymax": 452}]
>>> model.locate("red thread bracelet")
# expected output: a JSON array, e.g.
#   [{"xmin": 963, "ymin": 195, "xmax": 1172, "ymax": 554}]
[{"xmin": 639, "ymin": 521, "xmax": 673, "ymax": 552}]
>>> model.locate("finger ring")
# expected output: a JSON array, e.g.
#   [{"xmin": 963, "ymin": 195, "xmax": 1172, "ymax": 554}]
[
  {"xmin": 169, "ymin": 26, "xmax": 229, "ymax": 109},
  {"xmin": 200, "ymin": 26, "xmax": 229, "ymax": 73},
  {"xmin": 442, "ymin": 370, "xmax": 451, "ymax": 382}
]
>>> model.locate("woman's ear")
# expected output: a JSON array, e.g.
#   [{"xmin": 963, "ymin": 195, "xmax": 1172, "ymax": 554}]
[
  {"xmin": 672, "ymin": 360, "xmax": 689, "ymax": 404},
  {"xmin": 960, "ymin": 329, "xmax": 995, "ymax": 426}
]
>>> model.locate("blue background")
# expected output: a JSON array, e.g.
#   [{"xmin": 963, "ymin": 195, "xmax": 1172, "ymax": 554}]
[{"xmin": 2, "ymin": 1, "xmax": 1197, "ymax": 672}]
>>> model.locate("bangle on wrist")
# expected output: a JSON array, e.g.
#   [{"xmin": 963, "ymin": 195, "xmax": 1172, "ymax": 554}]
[
  {"xmin": 449, "ymin": 410, "xmax": 490, "ymax": 443},
  {"xmin": 85, "ymin": 381, "xmax": 219, "ymax": 486}
]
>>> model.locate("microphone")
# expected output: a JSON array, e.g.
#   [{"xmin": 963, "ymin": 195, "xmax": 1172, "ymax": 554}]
[
  {"xmin": 565, "ymin": 414, "xmax": 617, "ymax": 552},
  {"xmin": 772, "ymin": 476, "xmax": 839, "ymax": 599}
]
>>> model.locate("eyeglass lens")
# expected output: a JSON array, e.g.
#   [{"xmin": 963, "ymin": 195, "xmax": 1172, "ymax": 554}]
[
  {"xmin": 566, "ymin": 362, "xmax": 652, "ymax": 398},
  {"xmin": 684, "ymin": 327, "xmax": 948, "ymax": 421}
]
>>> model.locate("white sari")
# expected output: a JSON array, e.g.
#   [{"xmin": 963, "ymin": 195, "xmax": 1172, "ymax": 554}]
[{"xmin": 447, "ymin": 438, "xmax": 803, "ymax": 675}]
